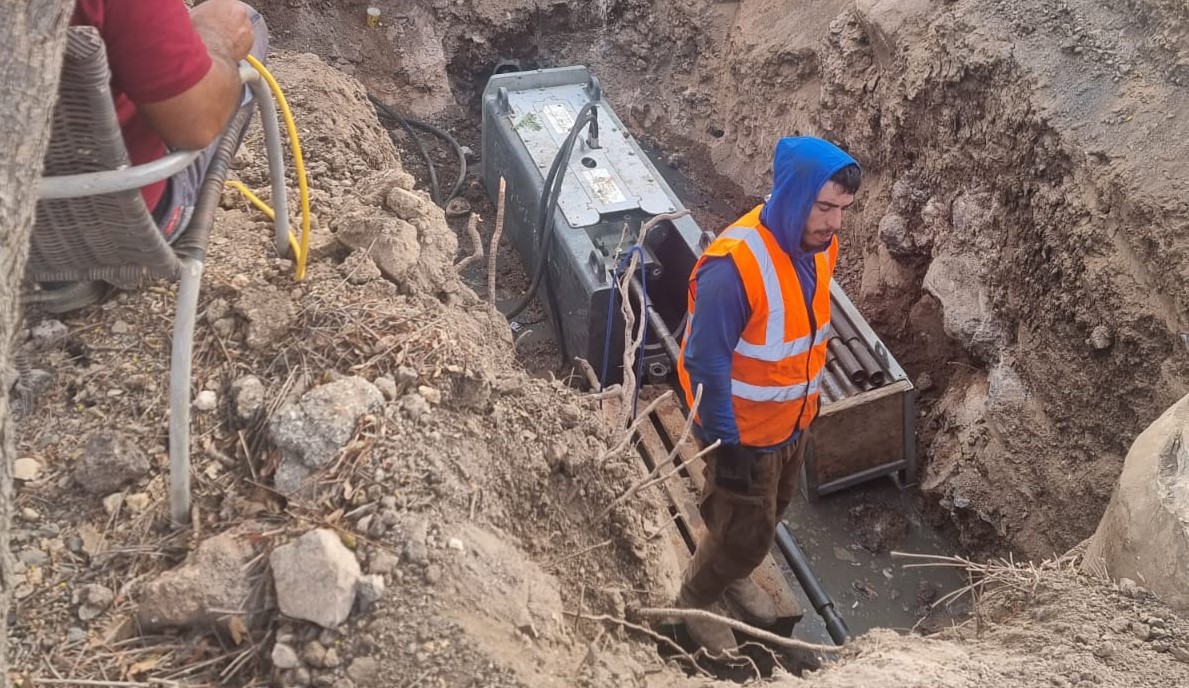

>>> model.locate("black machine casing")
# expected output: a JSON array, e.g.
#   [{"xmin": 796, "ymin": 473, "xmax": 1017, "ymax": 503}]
[{"xmin": 481, "ymin": 66, "xmax": 709, "ymax": 382}]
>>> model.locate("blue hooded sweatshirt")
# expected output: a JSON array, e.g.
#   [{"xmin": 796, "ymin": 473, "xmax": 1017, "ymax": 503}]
[{"xmin": 683, "ymin": 137, "xmax": 858, "ymax": 448}]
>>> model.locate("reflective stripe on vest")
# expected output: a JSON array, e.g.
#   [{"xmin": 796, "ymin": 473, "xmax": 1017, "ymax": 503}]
[
  {"xmin": 721, "ymin": 226, "xmax": 833, "ymax": 361},
  {"xmin": 731, "ymin": 374, "xmax": 823, "ymax": 403}
]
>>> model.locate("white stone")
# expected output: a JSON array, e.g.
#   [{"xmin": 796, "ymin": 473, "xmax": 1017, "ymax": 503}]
[
  {"xmin": 271, "ymin": 642, "xmax": 300, "ymax": 669},
  {"xmin": 269, "ymin": 378, "xmax": 384, "ymax": 495},
  {"xmin": 356, "ymin": 574, "xmax": 385, "ymax": 603},
  {"xmin": 102, "ymin": 493, "xmax": 124, "ymax": 515},
  {"xmin": 231, "ymin": 375, "xmax": 266, "ymax": 422},
  {"xmin": 194, "ymin": 390, "xmax": 218, "ymax": 412},
  {"xmin": 270, "ymin": 529, "xmax": 362, "ymax": 629},
  {"xmin": 447, "ymin": 537, "xmax": 465, "ymax": 552},
  {"xmin": 373, "ymin": 375, "xmax": 397, "ymax": 401},
  {"xmin": 125, "ymin": 493, "xmax": 151, "ymax": 512},
  {"xmin": 418, "ymin": 385, "xmax": 442, "ymax": 404},
  {"xmin": 14, "ymin": 458, "xmax": 42, "ymax": 481}
]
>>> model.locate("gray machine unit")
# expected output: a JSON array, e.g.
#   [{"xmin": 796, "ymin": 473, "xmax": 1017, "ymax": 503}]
[{"xmin": 481, "ymin": 66, "xmax": 707, "ymax": 383}]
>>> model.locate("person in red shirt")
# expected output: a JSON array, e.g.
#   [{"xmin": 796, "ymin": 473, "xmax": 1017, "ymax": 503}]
[{"xmin": 71, "ymin": 0, "xmax": 269, "ymax": 240}]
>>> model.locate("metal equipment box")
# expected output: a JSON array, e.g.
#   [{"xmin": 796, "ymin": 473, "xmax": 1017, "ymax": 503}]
[
  {"xmin": 481, "ymin": 66, "xmax": 707, "ymax": 382},
  {"xmin": 804, "ymin": 282, "xmax": 918, "ymax": 499}
]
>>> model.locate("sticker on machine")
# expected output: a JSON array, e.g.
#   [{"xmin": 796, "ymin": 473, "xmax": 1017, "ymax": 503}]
[
  {"xmin": 582, "ymin": 168, "xmax": 627, "ymax": 205},
  {"xmin": 541, "ymin": 103, "xmax": 576, "ymax": 135}
]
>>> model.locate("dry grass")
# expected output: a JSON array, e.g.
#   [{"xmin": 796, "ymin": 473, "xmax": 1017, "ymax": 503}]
[{"xmin": 891, "ymin": 545, "xmax": 1087, "ymax": 632}]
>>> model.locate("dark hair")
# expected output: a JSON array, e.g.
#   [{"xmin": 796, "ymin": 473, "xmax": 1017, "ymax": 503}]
[{"xmin": 830, "ymin": 164, "xmax": 862, "ymax": 195}]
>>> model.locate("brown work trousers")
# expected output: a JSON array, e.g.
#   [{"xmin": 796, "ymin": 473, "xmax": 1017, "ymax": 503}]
[{"xmin": 682, "ymin": 431, "xmax": 810, "ymax": 606}]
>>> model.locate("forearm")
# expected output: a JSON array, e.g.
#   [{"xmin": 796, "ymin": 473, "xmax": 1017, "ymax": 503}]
[
  {"xmin": 134, "ymin": 0, "xmax": 255, "ymax": 151},
  {"xmin": 191, "ymin": 19, "xmax": 248, "ymax": 122},
  {"xmin": 683, "ymin": 258, "xmax": 750, "ymax": 446},
  {"xmin": 685, "ymin": 357, "xmax": 740, "ymax": 445}
]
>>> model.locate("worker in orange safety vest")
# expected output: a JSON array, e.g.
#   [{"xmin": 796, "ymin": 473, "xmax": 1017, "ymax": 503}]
[{"xmin": 675, "ymin": 136, "xmax": 861, "ymax": 653}]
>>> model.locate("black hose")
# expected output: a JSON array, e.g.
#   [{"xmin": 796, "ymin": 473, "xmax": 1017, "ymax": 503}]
[
  {"xmin": 369, "ymin": 95, "xmax": 469, "ymax": 207},
  {"xmin": 503, "ymin": 103, "xmax": 598, "ymax": 321},
  {"xmin": 402, "ymin": 116, "xmax": 467, "ymax": 205},
  {"xmin": 774, "ymin": 523, "xmax": 851, "ymax": 645},
  {"xmin": 368, "ymin": 95, "xmax": 441, "ymax": 204}
]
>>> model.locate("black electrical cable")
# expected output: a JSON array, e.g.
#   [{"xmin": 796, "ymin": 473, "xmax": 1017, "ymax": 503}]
[
  {"xmin": 369, "ymin": 95, "xmax": 469, "ymax": 207},
  {"xmin": 504, "ymin": 103, "xmax": 598, "ymax": 320},
  {"xmin": 401, "ymin": 117, "xmax": 467, "ymax": 206},
  {"xmin": 368, "ymin": 95, "xmax": 441, "ymax": 205}
]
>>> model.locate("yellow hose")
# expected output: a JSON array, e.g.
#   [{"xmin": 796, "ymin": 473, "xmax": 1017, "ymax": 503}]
[
  {"xmin": 225, "ymin": 179, "xmax": 301, "ymax": 258},
  {"xmin": 227, "ymin": 55, "xmax": 313, "ymax": 280}
]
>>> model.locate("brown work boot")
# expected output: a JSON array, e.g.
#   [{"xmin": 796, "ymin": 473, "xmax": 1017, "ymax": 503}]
[
  {"xmin": 725, "ymin": 577, "xmax": 778, "ymax": 627},
  {"xmin": 675, "ymin": 589, "xmax": 737, "ymax": 655}
]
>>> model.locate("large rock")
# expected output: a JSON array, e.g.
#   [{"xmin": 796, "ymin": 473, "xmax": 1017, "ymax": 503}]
[
  {"xmin": 74, "ymin": 432, "xmax": 151, "ymax": 495},
  {"xmin": 269, "ymin": 377, "xmax": 384, "ymax": 495},
  {"xmin": 922, "ymin": 255, "xmax": 1006, "ymax": 363},
  {"xmin": 1083, "ymin": 394, "xmax": 1189, "ymax": 613},
  {"xmin": 138, "ymin": 529, "xmax": 256, "ymax": 630},
  {"xmin": 270, "ymin": 529, "xmax": 362, "ymax": 629}
]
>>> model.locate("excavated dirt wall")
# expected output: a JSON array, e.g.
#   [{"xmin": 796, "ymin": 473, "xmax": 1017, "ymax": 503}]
[{"xmin": 257, "ymin": 0, "xmax": 1189, "ymax": 559}]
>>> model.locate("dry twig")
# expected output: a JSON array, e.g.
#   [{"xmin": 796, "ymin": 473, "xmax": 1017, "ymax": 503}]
[
  {"xmin": 565, "ymin": 612, "xmax": 714, "ymax": 678},
  {"xmin": 594, "ymin": 390, "xmax": 674, "ymax": 463},
  {"xmin": 573, "ymin": 356, "xmax": 601, "ymax": 389},
  {"xmin": 487, "ymin": 177, "xmax": 507, "ymax": 307},
  {"xmin": 594, "ymin": 386, "xmax": 712, "ymax": 522},
  {"xmin": 455, "ymin": 212, "xmax": 485, "ymax": 272},
  {"xmin": 31, "ymin": 680, "xmax": 180, "ymax": 688},
  {"xmin": 632, "ymin": 607, "xmax": 845, "ymax": 654},
  {"xmin": 580, "ymin": 385, "xmax": 623, "ymax": 402},
  {"xmin": 544, "ymin": 539, "xmax": 613, "ymax": 570}
]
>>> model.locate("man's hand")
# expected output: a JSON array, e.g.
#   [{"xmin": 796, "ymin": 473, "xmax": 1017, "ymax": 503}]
[
  {"xmin": 139, "ymin": 0, "xmax": 253, "ymax": 151},
  {"xmin": 714, "ymin": 444, "xmax": 758, "ymax": 494},
  {"xmin": 191, "ymin": 0, "xmax": 254, "ymax": 63}
]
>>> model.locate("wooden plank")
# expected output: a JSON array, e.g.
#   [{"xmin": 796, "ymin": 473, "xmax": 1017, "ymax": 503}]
[
  {"xmin": 812, "ymin": 379, "xmax": 910, "ymax": 485},
  {"xmin": 651, "ymin": 401, "xmax": 803, "ymax": 632}
]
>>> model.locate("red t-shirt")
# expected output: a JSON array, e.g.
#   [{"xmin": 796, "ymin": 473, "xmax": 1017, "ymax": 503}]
[{"xmin": 71, "ymin": 0, "xmax": 213, "ymax": 211}]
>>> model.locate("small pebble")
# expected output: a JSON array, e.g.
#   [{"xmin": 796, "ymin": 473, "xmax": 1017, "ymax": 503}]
[
  {"xmin": 272, "ymin": 642, "xmax": 300, "ymax": 669},
  {"xmin": 13, "ymin": 458, "xmax": 42, "ymax": 482},
  {"xmin": 125, "ymin": 492, "xmax": 151, "ymax": 512},
  {"xmin": 103, "ymin": 493, "xmax": 124, "ymax": 515},
  {"xmin": 418, "ymin": 385, "xmax": 442, "ymax": 405},
  {"xmin": 194, "ymin": 390, "xmax": 218, "ymax": 412}
]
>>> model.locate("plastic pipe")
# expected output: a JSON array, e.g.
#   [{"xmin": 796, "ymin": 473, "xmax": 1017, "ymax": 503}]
[
  {"xmin": 38, "ymin": 150, "xmax": 202, "ymax": 199},
  {"xmin": 775, "ymin": 522, "xmax": 851, "ymax": 645}
]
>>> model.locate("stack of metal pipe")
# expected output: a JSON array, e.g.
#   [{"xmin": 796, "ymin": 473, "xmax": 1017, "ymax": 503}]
[{"xmin": 819, "ymin": 309, "xmax": 891, "ymax": 405}]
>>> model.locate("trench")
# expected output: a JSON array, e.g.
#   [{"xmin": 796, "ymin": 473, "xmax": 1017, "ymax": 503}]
[
  {"xmin": 388, "ymin": 62, "xmax": 970, "ymax": 646},
  {"xmin": 250, "ymin": 0, "xmax": 1089, "ymax": 655}
]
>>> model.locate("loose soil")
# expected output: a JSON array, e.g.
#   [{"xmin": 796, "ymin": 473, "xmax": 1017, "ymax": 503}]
[{"xmin": 7, "ymin": 0, "xmax": 1189, "ymax": 686}]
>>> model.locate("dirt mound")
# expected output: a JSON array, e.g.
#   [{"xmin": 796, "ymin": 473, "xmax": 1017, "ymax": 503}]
[
  {"xmin": 8, "ymin": 50, "xmax": 677, "ymax": 687},
  {"xmin": 786, "ymin": 560, "xmax": 1189, "ymax": 688}
]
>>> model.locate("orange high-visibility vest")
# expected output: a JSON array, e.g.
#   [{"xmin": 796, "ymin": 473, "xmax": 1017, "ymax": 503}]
[{"xmin": 676, "ymin": 206, "xmax": 835, "ymax": 447}]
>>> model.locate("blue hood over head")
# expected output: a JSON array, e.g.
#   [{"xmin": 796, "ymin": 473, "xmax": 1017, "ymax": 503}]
[{"xmin": 759, "ymin": 136, "xmax": 859, "ymax": 257}]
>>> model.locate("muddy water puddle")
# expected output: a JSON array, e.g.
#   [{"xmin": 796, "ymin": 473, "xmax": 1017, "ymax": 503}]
[{"xmin": 781, "ymin": 478, "xmax": 968, "ymax": 645}]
